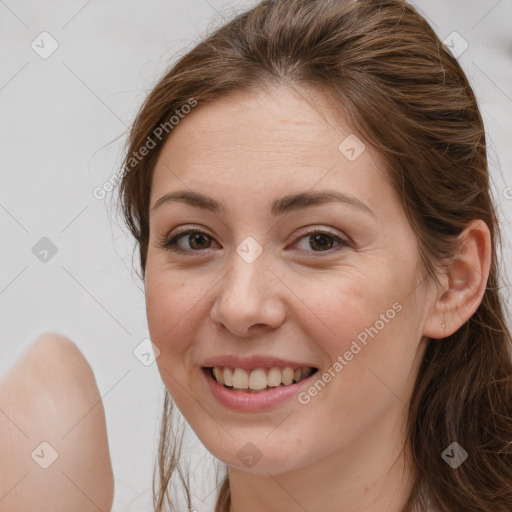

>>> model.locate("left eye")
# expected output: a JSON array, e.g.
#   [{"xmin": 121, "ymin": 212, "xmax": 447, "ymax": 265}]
[
  {"xmin": 159, "ymin": 229, "xmax": 349, "ymax": 254},
  {"xmin": 294, "ymin": 231, "xmax": 348, "ymax": 252}
]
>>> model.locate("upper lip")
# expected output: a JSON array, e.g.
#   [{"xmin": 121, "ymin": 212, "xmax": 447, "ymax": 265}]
[{"xmin": 200, "ymin": 355, "xmax": 318, "ymax": 370}]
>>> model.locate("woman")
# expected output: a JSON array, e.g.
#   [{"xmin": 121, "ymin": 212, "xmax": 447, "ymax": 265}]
[
  {"xmin": 2, "ymin": 1, "xmax": 510, "ymax": 511},
  {"xmin": 118, "ymin": 0, "xmax": 512, "ymax": 511}
]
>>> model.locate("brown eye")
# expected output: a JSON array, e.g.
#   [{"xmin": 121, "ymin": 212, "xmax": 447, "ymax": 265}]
[
  {"xmin": 308, "ymin": 233, "xmax": 335, "ymax": 251},
  {"xmin": 159, "ymin": 228, "xmax": 349, "ymax": 255},
  {"xmin": 294, "ymin": 230, "xmax": 349, "ymax": 253},
  {"xmin": 187, "ymin": 232, "xmax": 212, "ymax": 250},
  {"xmin": 160, "ymin": 229, "xmax": 216, "ymax": 253}
]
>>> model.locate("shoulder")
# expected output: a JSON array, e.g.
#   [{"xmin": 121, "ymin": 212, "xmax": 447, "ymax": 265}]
[{"xmin": 0, "ymin": 332, "xmax": 114, "ymax": 511}]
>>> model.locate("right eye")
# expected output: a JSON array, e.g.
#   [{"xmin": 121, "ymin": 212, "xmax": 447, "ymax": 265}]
[{"xmin": 158, "ymin": 229, "xmax": 218, "ymax": 254}]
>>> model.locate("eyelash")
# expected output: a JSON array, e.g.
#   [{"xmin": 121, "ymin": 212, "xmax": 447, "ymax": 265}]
[{"xmin": 158, "ymin": 228, "xmax": 350, "ymax": 255}]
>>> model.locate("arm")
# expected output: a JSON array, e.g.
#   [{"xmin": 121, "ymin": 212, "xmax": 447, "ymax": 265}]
[{"xmin": 0, "ymin": 333, "xmax": 114, "ymax": 511}]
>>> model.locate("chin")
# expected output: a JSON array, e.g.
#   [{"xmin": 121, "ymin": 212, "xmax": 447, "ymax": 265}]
[{"xmin": 196, "ymin": 432, "xmax": 310, "ymax": 475}]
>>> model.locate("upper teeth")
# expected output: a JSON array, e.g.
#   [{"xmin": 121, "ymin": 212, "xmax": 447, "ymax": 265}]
[{"xmin": 212, "ymin": 367, "xmax": 313, "ymax": 390}]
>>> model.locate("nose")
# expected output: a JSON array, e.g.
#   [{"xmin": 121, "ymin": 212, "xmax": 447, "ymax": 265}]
[{"xmin": 209, "ymin": 251, "xmax": 287, "ymax": 338}]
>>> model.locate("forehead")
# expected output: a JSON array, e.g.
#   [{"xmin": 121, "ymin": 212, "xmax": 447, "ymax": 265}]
[
  {"xmin": 150, "ymin": 86, "xmax": 392, "ymax": 216},
  {"xmin": 155, "ymin": 86, "xmax": 361, "ymax": 165}
]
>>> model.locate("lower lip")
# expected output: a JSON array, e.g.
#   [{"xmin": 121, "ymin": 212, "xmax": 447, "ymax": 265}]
[{"xmin": 202, "ymin": 368, "xmax": 316, "ymax": 412}]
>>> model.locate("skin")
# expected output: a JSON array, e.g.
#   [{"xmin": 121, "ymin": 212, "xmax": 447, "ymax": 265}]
[
  {"xmin": 0, "ymin": 86, "xmax": 489, "ymax": 511},
  {"xmin": 0, "ymin": 333, "xmax": 114, "ymax": 512},
  {"xmin": 145, "ymin": 86, "xmax": 491, "ymax": 512}
]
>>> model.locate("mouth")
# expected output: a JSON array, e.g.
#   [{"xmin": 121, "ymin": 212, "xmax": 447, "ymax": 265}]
[{"xmin": 204, "ymin": 366, "xmax": 319, "ymax": 393}]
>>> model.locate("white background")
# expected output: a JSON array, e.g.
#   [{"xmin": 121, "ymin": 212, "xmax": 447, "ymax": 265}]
[{"xmin": 1, "ymin": 1, "xmax": 511, "ymax": 511}]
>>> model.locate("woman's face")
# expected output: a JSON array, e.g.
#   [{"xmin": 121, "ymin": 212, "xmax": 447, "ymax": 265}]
[{"xmin": 145, "ymin": 86, "xmax": 436, "ymax": 474}]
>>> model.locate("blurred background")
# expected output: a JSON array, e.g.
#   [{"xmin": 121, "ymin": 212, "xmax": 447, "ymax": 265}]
[{"xmin": 1, "ymin": 1, "xmax": 511, "ymax": 510}]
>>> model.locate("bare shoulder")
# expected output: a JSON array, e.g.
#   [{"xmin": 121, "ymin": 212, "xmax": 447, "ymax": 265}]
[{"xmin": 0, "ymin": 332, "xmax": 114, "ymax": 512}]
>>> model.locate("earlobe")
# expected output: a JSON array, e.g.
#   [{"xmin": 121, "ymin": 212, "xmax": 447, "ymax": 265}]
[{"xmin": 423, "ymin": 219, "xmax": 492, "ymax": 339}]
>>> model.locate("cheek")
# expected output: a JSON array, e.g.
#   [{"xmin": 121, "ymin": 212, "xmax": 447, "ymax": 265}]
[
  {"xmin": 297, "ymin": 267, "xmax": 421, "ymax": 391},
  {"xmin": 144, "ymin": 266, "xmax": 198, "ymax": 353},
  {"xmin": 144, "ymin": 271, "xmax": 200, "ymax": 401},
  {"xmin": 299, "ymin": 271, "xmax": 396, "ymax": 346}
]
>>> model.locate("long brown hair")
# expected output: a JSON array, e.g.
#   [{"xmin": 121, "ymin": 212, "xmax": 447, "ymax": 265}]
[{"xmin": 116, "ymin": 1, "xmax": 512, "ymax": 511}]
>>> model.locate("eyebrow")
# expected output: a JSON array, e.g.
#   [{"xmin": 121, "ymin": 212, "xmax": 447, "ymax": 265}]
[{"xmin": 151, "ymin": 190, "xmax": 375, "ymax": 217}]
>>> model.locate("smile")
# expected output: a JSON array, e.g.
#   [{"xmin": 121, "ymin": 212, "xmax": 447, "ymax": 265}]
[
  {"xmin": 209, "ymin": 366, "xmax": 317, "ymax": 392},
  {"xmin": 202, "ymin": 365, "xmax": 319, "ymax": 411}
]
